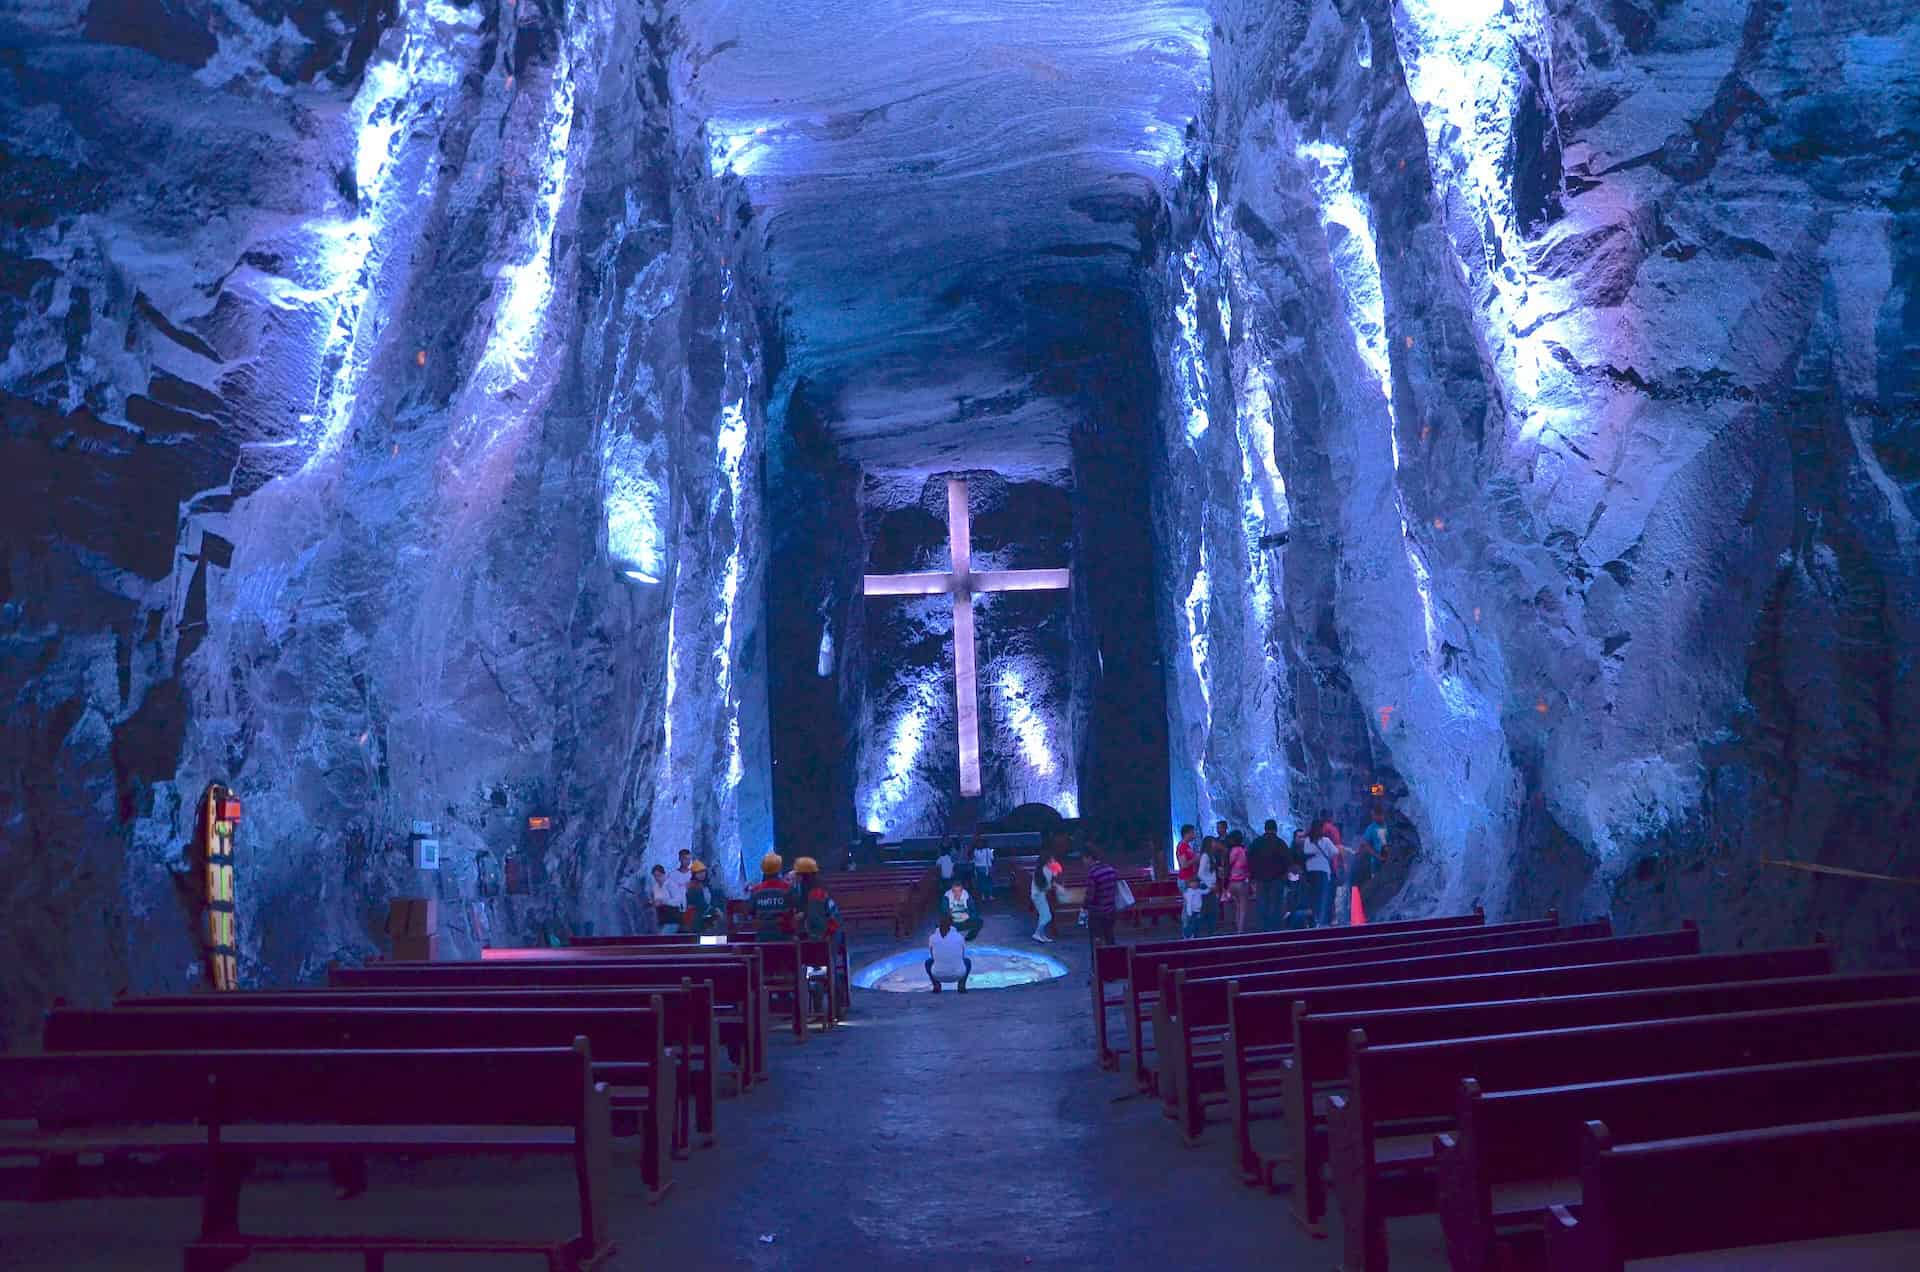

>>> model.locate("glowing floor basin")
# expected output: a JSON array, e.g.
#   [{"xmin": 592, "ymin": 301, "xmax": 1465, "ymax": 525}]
[{"xmin": 854, "ymin": 944, "xmax": 1070, "ymax": 993}]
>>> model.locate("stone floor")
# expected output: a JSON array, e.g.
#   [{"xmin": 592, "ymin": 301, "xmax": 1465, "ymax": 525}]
[{"xmin": 0, "ymin": 903, "xmax": 1452, "ymax": 1271}]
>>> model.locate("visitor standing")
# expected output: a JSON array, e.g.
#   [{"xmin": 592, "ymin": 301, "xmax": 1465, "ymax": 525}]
[
  {"xmin": 970, "ymin": 832, "xmax": 994, "ymax": 903},
  {"xmin": 647, "ymin": 864, "xmax": 679, "ymax": 933},
  {"xmin": 1250, "ymin": 819, "xmax": 1288, "ymax": 930},
  {"xmin": 668, "ymin": 848, "xmax": 694, "ymax": 913},
  {"xmin": 940, "ymin": 878, "xmax": 984, "ymax": 941},
  {"xmin": 1226, "ymin": 831, "xmax": 1252, "ymax": 933},
  {"xmin": 1181, "ymin": 870, "xmax": 1207, "ymax": 939},
  {"xmin": 1350, "ymin": 806, "xmax": 1390, "ymax": 926},
  {"xmin": 1029, "ymin": 849, "xmax": 1056, "ymax": 943},
  {"xmin": 926, "ymin": 913, "xmax": 972, "ymax": 992},
  {"xmin": 1195, "ymin": 836, "xmax": 1220, "ymax": 936},
  {"xmin": 1174, "ymin": 824, "xmax": 1200, "ymax": 882},
  {"xmin": 1306, "ymin": 826, "xmax": 1338, "ymax": 927},
  {"xmin": 936, "ymin": 841, "xmax": 956, "ymax": 887},
  {"xmin": 1282, "ymin": 830, "xmax": 1313, "ymax": 928},
  {"xmin": 1083, "ymin": 845, "xmax": 1120, "ymax": 952}
]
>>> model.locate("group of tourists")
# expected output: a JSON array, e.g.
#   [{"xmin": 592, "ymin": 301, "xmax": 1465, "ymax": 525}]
[
  {"xmin": 645, "ymin": 847, "xmax": 724, "ymax": 934},
  {"xmin": 1173, "ymin": 806, "xmax": 1389, "ymax": 938}
]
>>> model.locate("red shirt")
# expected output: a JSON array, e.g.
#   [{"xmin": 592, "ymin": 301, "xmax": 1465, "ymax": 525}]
[{"xmin": 1175, "ymin": 840, "xmax": 1199, "ymax": 882}]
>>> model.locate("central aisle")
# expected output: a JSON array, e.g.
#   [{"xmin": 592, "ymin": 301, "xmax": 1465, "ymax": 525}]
[{"xmin": 656, "ymin": 910, "xmax": 1451, "ymax": 1271}]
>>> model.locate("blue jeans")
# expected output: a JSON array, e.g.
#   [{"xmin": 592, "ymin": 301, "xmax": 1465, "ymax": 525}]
[
  {"xmin": 927, "ymin": 957, "xmax": 971, "ymax": 989},
  {"xmin": 1256, "ymin": 884, "xmax": 1288, "ymax": 931},
  {"xmin": 1310, "ymin": 873, "xmax": 1334, "ymax": 927}
]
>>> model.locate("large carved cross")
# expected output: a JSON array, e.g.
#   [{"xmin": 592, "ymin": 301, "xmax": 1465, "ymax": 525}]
[{"xmin": 863, "ymin": 477, "xmax": 1070, "ymax": 797}]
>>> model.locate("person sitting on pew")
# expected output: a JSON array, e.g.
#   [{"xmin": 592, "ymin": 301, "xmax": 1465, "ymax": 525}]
[
  {"xmin": 940, "ymin": 879, "xmax": 984, "ymax": 941},
  {"xmin": 649, "ymin": 864, "xmax": 681, "ymax": 934},
  {"xmin": 684, "ymin": 860, "xmax": 720, "ymax": 934},
  {"xmin": 795, "ymin": 859, "xmax": 839, "ymax": 938},
  {"xmin": 751, "ymin": 852, "xmax": 795, "ymax": 937},
  {"xmin": 926, "ymin": 913, "xmax": 971, "ymax": 992}
]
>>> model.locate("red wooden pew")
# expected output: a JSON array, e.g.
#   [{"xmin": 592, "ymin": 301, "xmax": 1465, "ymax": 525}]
[
  {"xmin": 1132, "ymin": 918, "xmax": 1592, "ymax": 1093},
  {"xmin": 1437, "ymin": 1048, "xmax": 1920, "ymax": 1272},
  {"xmin": 1219, "ymin": 939, "xmax": 1823, "ymax": 1188},
  {"xmin": 332, "ymin": 956, "xmax": 767, "ymax": 1086},
  {"xmin": 0, "ymin": 1044, "xmax": 616, "ymax": 1271},
  {"xmin": 1085, "ymin": 910, "xmax": 1486, "ymax": 1070},
  {"xmin": 124, "ymin": 981, "xmax": 722, "ymax": 1149},
  {"xmin": 1326, "ymin": 996, "xmax": 1920, "ymax": 1272},
  {"xmin": 46, "ymin": 1002, "xmax": 679, "ymax": 1201},
  {"xmin": 1545, "ymin": 1112, "xmax": 1920, "ymax": 1272}
]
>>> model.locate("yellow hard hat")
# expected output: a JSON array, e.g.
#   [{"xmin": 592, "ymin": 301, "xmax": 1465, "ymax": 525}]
[
  {"xmin": 794, "ymin": 856, "xmax": 819, "ymax": 874},
  {"xmin": 761, "ymin": 852, "xmax": 783, "ymax": 877},
  {"xmin": 689, "ymin": 860, "xmax": 707, "ymax": 874}
]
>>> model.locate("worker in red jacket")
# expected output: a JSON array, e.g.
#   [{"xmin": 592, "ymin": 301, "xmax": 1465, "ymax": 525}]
[
  {"xmin": 750, "ymin": 852, "xmax": 794, "ymax": 937},
  {"xmin": 792, "ymin": 857, "xmax": 840, "ymax": 938}
]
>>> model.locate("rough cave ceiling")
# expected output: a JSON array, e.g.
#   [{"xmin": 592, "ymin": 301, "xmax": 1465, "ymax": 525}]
[{"xmin": 680, "ymin": 0, "xmax": 1210, "ymax": 477}]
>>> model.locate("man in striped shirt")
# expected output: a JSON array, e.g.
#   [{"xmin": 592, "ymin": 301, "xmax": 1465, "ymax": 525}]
[{"xmin": 1082, "ymin": 844, "xmax": 1120, "ymax": 950}]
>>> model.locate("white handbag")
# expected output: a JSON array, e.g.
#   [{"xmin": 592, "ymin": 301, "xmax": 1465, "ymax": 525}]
[{"xmin": 1114, "ymin": 878, "xmax": 1136, "ymax": 911}]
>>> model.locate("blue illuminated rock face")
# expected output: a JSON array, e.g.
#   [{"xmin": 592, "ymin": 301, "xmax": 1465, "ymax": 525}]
[
  {"xmin": 1178, "ymin": 0, "xmax": 1918, "ymax": 960},
  {"xmin": 4, "ymin": 0, "xmax": 1915, "ymax": 1049},
  {"xmin": 0, "ymin": 0, "xmax": 773, "ymax": 1041}
]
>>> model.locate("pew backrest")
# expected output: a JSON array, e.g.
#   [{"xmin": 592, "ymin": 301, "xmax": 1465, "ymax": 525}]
[
  {"xmin": 1551, "ymin": 1112, "xmax": 1920, "ymax": 1272},
  {"xmin": 1351, "ymin": 995, "xmax": 1920, "ymax": 1127},
  {"xmin": 1298, "ymin": 969, "xmax": 1920, "ymax": 1090}
]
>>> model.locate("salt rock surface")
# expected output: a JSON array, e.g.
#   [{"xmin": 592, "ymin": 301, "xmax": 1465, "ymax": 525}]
[{"xmin": 1171, "ymin": 0, "xmax": 1917, "ymax": 959}]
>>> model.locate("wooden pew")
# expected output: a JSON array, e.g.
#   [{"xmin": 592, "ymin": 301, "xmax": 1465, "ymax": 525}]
[
  {"xmin": 1157, "ymin": 918, "xmax": 1571, "ymax": 1122},
  {"xmin": 0, "ymin": 1044, "xmax": 614, "ymax": 1270},
  {"xmin": 1438, "ymin": 1048, "xmax": 1920, "ymax": 1272},
  {"xmin": 46, "ymin": 1002, "xmax": 678, "ymax": 1202},
  {"xmin": 1304, "ymin": 970, "xmax": 1920, "ymax": 1256},
  {"xmin": 333, "ymin": 955, "xmax": 768, "ymax": 1085},
  {"xmin": 1326, "ymin": 996, "xmax": 1920, "ymax": 1272},
  {"xmin": 1087, "ymin": 910, "xmax": 1487, "ymax": 1070},
  {"xmin": 1220, "ymin": 940, "xmax": 1825, "ymax": 1189},
  {"xmin": 1545, "ymin": 1113, "xmax": 1920, "ymax": 1272},
  {"xmin": 1117, "ymin": 879, "xmax": 1184, "ymax": 930},
  {"xmin": 570, "ymin": 930, "xmax": 854, "ymax": 1020},
  {"xmin": 124, "ymin": 981, "xmax": 722, "ymax": 1149},
  {"xmin": 1133, "ymin": 919, "xmax": 1594, "ymax": 1093}
]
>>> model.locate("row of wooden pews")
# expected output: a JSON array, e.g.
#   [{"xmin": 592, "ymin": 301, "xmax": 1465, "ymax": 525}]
[
  {"xmin": 0, "ymin": 934, "xmax": 822, "ymax": 1270},
  {"xmin": 1100, "ymin": 909, "xmax": 1920, "ymax": 1271}
]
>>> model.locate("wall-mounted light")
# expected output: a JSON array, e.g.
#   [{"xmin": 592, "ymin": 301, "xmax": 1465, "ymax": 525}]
[{"xmin": 624, "ymin": 568, "xmax": 660, "ymax": 585}]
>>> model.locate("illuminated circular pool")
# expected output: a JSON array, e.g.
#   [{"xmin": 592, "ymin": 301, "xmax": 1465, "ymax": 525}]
[{"xmin": 853, "ymin": 944, "xmax": 1071, "ymax": 993}]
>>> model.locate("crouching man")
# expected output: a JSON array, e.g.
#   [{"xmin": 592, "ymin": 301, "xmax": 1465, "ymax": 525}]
[{"xmin": 925, "ymin": 912, "xmax": 972, "ymax": 993}]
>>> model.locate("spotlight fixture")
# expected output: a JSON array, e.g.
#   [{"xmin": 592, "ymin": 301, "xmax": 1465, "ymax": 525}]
[
  {"xmin": 1257, "ymin": 531, "xmax": 1290, "ymax": 550},
  {"xmin": 624, "ymin": 568, "xmax": 661, "ymax": 585}
]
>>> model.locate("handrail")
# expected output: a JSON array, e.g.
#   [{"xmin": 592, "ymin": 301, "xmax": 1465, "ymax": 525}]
[{"xmin": 1760, "ymin": 856, "xmax": 1920, "ymax": 887}]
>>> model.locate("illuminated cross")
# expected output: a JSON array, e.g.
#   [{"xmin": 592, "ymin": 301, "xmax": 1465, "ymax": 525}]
[{"xmin": 864, "ymin": 476, "xmax": 1070, "ymax": 797}]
